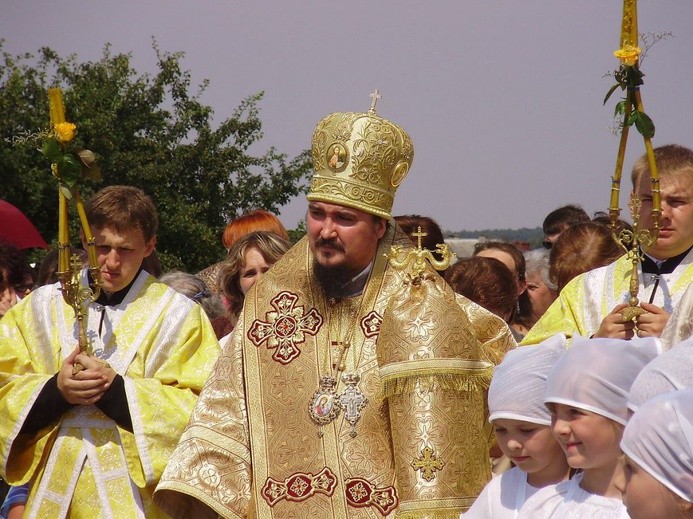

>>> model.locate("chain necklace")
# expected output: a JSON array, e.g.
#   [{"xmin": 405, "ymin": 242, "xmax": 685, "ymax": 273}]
[{"xmin": 308, "ymin": 296, "xmax": 368, "ymax": 438}]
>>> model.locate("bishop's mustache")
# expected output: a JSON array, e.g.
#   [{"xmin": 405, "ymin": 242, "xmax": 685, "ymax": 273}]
[{"xmin": 315, "ymin": 238, "xmax": 345, "ymax": 252}]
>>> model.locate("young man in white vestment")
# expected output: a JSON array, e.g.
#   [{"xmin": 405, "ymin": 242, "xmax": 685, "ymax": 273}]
[
  {"xmin": 523, "ymin": 144, "xmax": 693, "ymax": 345},
  {"xmin": 0, "ymin": 185, "xmax": 221, "ymax": 518}
]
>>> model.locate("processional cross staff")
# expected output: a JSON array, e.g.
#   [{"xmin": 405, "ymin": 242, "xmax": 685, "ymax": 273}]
[
  {"xmin": 605, "ymin": 0, "xmax": 662, "ymax": 323},
  {"xmin": 47, "ymin": 88, "xmax": 102, "ymax": 370}
]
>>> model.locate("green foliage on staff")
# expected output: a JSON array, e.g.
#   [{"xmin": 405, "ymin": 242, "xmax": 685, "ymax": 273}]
[{"xmin": 0, "ymin": 40, "xmax": 312, "ymax": 272}]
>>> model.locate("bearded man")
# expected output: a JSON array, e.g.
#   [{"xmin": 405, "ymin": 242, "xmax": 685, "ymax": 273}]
[{"xmin": 155, "ymin": 100, "xmax": 515, "ymax": 518}]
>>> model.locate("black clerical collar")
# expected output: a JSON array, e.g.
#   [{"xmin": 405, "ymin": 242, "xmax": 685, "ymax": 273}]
[
  {"xmin": 641, "ymin": 246, "xmax": 692, "ymax": 275},
  {"xmin": 90, "ymin": 268, "xmax": 143, "ymax": 306}
]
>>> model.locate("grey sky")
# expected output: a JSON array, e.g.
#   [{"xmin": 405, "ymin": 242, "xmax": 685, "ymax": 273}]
[{"xmin": 3, "ymin": 1, "xmax": 692, "ymax": 232}]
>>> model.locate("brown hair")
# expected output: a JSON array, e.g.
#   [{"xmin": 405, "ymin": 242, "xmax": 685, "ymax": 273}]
[
  {"xmin": 542, "ymin": 204, "xmax": 590, "ymax": 236},
  {"xmin": 222, "ymin": 210, "xmax": 289, "ymax": 250},
  {"xmin": 631, "ymin": 144, "xmax": 693, "ymax": 187},
  {"xmin": 219, "ymin": 231, "xmax": 291, "ymax": 318},
  {"xmin": 85, "ymin": 185, "xmax": 158, "ymax": 241},
  {"xmin": 394, "ymin": 214, "xmax": 445, "ymax": 250},
  {"xmin": 550, "ymin": 222, "xmax": 624, "ymax": 292},
  {"xmin": 445, "ymin": 257, "xmax": 518, "ymax": 322}
]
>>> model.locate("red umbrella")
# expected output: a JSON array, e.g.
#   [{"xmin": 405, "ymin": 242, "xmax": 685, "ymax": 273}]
[{"xmin": 0, "ymin": 200, "xmax": 49, "ymax": 250}]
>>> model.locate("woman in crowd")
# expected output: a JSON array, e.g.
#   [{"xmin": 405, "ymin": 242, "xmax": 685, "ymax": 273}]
[
  {"xmin": 446, "ymin": 256, "xmax": 518, "ymax": 326},
  {"xmin": 218, "ymin": 231, "xmax": 291, "ymax": 338},
  {"xmin": 473, "ymin": 241, "xmax": 532, "ymax": 338},
  {"xmin": 523, "ymin": 248, "xmax": 558, "ymax": 326},
  {"xmin": 197, "ymin": 209, "xmax": 289, "ymax": 293},
  {"xmin": 549, "ymin": 222, "xmax": 623, "ymax": 293}
]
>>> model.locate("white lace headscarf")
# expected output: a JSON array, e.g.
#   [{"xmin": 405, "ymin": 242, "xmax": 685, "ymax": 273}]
[
  {"xmin": 544, "ymin": 336, "xmax": 660, "ymax": 425},
  {"xmin": 621, "ymin": 389, "xmax": 693, "ymax": 503},
  {"xmin": 628, "ymin": 336, "xmax": 693, "ymax": 413},
  {"xmin": 488, "ymin": 334, "xmax": 567, "ymax": 426}
]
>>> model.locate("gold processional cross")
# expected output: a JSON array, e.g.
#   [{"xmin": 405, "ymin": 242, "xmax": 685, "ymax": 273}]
[
  {"xmin": 48, "ymin": 88, "xmax": 102, "ymax": 367},
  {"xmin": 606, "ymin": 0, "xmax": 662, "ymax": 323}
]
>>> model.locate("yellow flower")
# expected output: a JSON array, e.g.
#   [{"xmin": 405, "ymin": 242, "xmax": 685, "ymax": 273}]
[
  {"xmin": 614, "ymin": 45, "xmax": 641, "ymax": 67},
  {"xmin": 54, "ymin": 122, "xmax": 77, "ymax": 142}
]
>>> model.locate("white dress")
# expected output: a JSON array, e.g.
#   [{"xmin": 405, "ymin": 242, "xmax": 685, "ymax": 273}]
[
  {"xmin": 518, "ymin": 472, "xmax": 629, "ymax": 518},
  {"xmin": 462, "ymin": 467, "xmax": 541, "ymax": 518}
]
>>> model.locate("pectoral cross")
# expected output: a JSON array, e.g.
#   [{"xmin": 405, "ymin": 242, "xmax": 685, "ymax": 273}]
[
  {"xmin": 368, "ymin": 89, "xmax": 382, "ymax": 114},
  {"xmin": 338, "ymin": 373, "xmax": 368, "ymax": 438}
]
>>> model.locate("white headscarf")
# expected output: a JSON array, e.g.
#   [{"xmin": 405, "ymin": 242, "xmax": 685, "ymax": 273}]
[
  {"xmin": 621, "ymin": 389, "xmax": 693, "ymax": 503},
  {"xmin": 488, "ymin": 334, "xmax": 567, "ymax": 426},
  {"xmin": 544, "ymin": 336, "xmax": 660, "ymax": 425},
  {"xmin": 628, "ymin": 336, "xmax": 693, "ymax": 412}
]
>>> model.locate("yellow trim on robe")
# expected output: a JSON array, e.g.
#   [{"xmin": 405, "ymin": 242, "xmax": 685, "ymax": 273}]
[{"xmin": 0, "ymin": 271, "xmax": 221, "ymax": 519}]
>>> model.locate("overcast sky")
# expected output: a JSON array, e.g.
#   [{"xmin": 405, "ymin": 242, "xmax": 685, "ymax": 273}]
[{"xmin": 3, "ymin": 1, "xmax": 692, "ymax": 232}]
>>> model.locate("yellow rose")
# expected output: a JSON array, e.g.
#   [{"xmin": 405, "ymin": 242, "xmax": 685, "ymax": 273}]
[
  {"xmin": 613, "ymin": 45, "xmax": 641, "ymax": 67},
  {"xmin": 54, "ymin": 122, "xmax": 77, "ymax": 142}
]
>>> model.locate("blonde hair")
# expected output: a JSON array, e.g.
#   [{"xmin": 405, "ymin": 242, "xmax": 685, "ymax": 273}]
[{"xmin": 631, "ymin": 144, "xmax": 693, "ymax": 188}]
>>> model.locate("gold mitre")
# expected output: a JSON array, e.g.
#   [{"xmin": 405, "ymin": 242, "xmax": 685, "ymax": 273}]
[{"xmin": 307, "ymin": 95, "xmax": 414, "ymax": 219}]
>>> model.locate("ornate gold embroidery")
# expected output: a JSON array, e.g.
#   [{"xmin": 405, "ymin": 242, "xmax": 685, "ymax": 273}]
[
  {"xmin": 411, "ymin": 446, "xmax": 445, "ymax": 482},
  {"xmin": 345, "ymin": 478, "xmax": 398, "ymax": 516},
  {"xmin": 261, "ymin": 467, "xmax": 337, "ymax": 507},
  {"xmin": 248, "ymin": 291, "xmax": 323, "ymax": 364},
  {"xmin": 360, "ymin": 310, "xmax": 382, "ymax": 338}
]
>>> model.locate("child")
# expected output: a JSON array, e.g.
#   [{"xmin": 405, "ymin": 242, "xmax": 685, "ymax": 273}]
[
  {"xmin": 628, "ymin": 336, "xmax": 693, "ymax": 413},
  {"xmin": 463, "ymin": 334, "xmax": 570, "ymax": 517},
  {"xmin": 619, "ymin": 389, "xmax": 693, "ymax": 519},
  {"xmin": 519, "ymin": 336, "xmax": 660, "ymax": 518}
]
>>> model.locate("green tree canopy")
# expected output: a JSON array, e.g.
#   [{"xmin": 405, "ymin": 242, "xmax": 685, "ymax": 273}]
[{"xmin": 0, "ymin": 40, "xmax": 311, "ymax": 272}]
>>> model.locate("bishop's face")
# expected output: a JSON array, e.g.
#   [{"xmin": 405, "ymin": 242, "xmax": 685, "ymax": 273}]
[{"xmin": 306, "ymin": 201, "xmax": 386, "ymax": 279}]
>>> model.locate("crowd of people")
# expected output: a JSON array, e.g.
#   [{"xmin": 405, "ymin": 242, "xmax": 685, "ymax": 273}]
[{"xmin": 0, "ymin": 103, "xmax": 691, "ymax": 518}]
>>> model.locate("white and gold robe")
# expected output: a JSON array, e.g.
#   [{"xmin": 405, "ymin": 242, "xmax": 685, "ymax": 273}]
[
  {"xmin": 522, "ymin": 249, "xmax": 693, "ymax": 345},
  {"xmin": 0, "ymin": 271, "xmax": 221, "ymax": 518}
]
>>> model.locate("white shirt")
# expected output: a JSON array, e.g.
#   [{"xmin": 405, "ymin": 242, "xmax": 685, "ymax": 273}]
[
  {"xmin": 462, "ymin": 467, "xmax": 541, "ymax": 518},
  {"xmin": 518, "ymin": 472, "xmax": 629, "ymax": 518}
]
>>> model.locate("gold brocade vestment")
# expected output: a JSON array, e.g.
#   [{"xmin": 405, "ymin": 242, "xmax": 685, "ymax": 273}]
[{"xmin": 155, "ymin": 225, "xmax": 515, "ymax": 518}]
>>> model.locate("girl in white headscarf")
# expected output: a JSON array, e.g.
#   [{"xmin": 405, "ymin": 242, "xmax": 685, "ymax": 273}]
[
  {"xmin": 618, "ymin": 389, "xmax": 693, "ymax": 519},
  {"xmin": 619, "ymin": 389, "xmax": 693, "ymax": 519},
  {"xmin": 463, "ymin": 335, "xmax": 570, "ymax": 518},
  {"xmin": 518, "ymin": 336, "xmax": 660, "ymax": 518},
  {"xmin": 628, "ymin": 335, "xmax": 693, "ymax": 414}
]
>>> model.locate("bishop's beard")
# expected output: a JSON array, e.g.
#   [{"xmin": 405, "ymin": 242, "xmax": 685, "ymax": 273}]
[{"xmin": 315, "ymin": 262, "xmax": 358, "ymax": 298}]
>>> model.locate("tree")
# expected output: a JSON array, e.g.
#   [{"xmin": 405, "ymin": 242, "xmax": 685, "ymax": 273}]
[{"xmin": 0, "ymin": 40, "xmax": 312, "ymax": 272}]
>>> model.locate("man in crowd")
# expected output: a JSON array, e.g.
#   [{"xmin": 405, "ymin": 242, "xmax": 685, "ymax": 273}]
[
  {"xmin": 541, "ymin": 204, "xmax": 590, "ymax": 249},
  {"xmin": 523, "ymin": 144, "xmax": 693, "ymax": 344},
  {"xmin": 155, "ymin": 102, "xmax": 515, "ymax": 517},
  {"xmin": 0, "ymin": 185, "xmax": 221, "ymax": 517}
]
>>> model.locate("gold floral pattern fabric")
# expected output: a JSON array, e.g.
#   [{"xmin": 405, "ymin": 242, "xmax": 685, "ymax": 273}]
[{"xmin": 155, "ymin": 225, "xmax": 515, "ymax": 518}]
